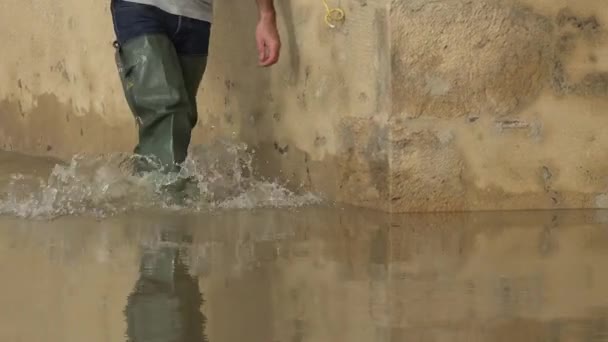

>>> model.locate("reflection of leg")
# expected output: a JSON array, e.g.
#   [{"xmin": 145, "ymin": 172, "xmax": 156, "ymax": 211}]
[
  {"xmin": 174, "ymin": 249, "xmax": 207, "ymax": 341},
  {"xmin": 115, "ymin": 35, "xmax": 193, "ymax": 174},
  {"xmin": 125, "ymin": 234, "xmax": 206, "ymax": 341}
]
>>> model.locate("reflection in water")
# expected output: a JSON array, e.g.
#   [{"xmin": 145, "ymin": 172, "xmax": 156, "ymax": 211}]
[
  {"xmin": 2, "ymin": 208, "xmax": 608, "ymax": 341},
  {"xmin": 126, "ymin": 228, "xmax": 207, "ymax": 342}
]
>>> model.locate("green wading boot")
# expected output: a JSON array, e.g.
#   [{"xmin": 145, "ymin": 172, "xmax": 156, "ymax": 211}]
[
  {"xmin": 178, "ymin": 55, "xmax": 208, "ymax": 128},
  {"xmin": 114, "ymin": 35, "xmax": 207, "ymax": 202},
  {"xmin": 161, "ymin": 55, "xmax": 208, "ymax": 203},
  {"xmin": 114, "ymin": 34, "xmax": 193, "ymax": 175}
]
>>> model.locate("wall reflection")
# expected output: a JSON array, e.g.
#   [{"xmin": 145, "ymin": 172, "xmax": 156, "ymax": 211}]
[{"xmin": 1, "ymin": 209, "xmax": 608, "ymax": 341}]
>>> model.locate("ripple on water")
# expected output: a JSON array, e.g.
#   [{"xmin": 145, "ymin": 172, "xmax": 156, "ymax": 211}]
[{"xmin": 0, "ymin": 141, "xmax": 321, "ymax": 219}]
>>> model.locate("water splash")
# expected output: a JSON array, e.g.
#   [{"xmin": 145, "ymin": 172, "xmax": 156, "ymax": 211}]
[{"xmin": 0, "ymin": 141, "xmax": 321, "ymax": 219}]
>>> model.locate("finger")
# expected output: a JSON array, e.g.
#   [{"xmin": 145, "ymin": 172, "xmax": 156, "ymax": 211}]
[
  {"xmin": 266, "ymin": 41, "xmax": 280, "ymax": 65},
  {"xmin": 259, "ymin": 41, "xmax": 279, "ymax": 67},
  {"xmin": 256, "ymin": 36, "xmax": 265, "ymax": 63},
  {"xmin": 259, "ymin": 45, "xmax": 273, "ymax": 66}
]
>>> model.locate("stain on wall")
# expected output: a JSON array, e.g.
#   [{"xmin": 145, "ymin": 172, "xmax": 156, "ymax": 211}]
[
  {"xmin": 552, "ymin": 8, "xmax": 608, "ymax": 97},
  {"xmin": 391, "ymin": 0, "xmax": 554, "ymax": 120}
]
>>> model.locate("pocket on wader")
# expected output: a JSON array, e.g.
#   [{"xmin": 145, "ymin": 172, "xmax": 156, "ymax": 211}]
[{"xmin": 113, "ymin": 41, "xmax": 138, "ymax": 122}]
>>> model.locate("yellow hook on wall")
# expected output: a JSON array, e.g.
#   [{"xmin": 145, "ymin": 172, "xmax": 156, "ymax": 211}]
[{"xmin": 322, "ymin": 0, "xmax": 345, "ymax": 28}]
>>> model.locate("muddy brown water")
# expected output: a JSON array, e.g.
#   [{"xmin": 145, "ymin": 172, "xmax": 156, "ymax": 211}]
[{"xmin": 2, "ymin": 150, "xmax": 608, "ymax": 341}]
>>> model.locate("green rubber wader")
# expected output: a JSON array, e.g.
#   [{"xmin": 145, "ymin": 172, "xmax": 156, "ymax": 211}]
[
  {"xmin": 114, "ymin": 35, "xmax": 207, "ymax": 175},
  {"xmin": 179, "ymin": 55, "xmax": 208, "ymax": 128},
  {"xmin": 125, "ymin": 236, "xmax": 206, "ymax": 341}
]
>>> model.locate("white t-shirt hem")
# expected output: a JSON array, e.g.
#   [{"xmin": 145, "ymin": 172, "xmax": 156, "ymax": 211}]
[{"xmin": 124, "ymin": 0, "xmax": 213, "ymax": 23}]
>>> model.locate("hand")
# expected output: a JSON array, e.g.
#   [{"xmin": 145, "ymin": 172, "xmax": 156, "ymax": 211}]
[{"xmin": 256, "ymin": 14, "xmax": 281, "ymax": 67}]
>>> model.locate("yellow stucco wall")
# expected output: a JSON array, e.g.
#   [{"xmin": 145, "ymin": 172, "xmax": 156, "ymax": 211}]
[
  {"xmin": 389, "ymin": 0, "xmax": 608, "ymax": 211},
  {"xmin": 1, "ymin": 0, "xmax": 607, "ymax": 212}
]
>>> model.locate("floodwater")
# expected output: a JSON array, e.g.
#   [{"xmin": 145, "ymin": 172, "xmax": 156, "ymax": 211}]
[{"xmin": 2, "ymin": 148, "xmax": 608, "ymax": 341}]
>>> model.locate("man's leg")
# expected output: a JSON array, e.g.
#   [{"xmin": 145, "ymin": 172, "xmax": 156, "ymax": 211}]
[
  {"xmin": 172, "ymin": 17, "xmax": 212, "ymax": 130},
  {"xmin": 179, "ymin": 55, "xmax": 207, "ymax": 128},
  {"xmin": 111, "ymin": 0, "xmax": 193, "ymax": 174},
  {"xmin": 157, "ymin": 18, "xmax": 212, "ymax": 198}
]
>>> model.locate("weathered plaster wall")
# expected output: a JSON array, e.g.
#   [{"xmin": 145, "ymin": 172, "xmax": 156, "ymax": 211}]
[
  {"xmin": 1, "ymin": 0, "xmax": 607, "ymax": 212},
  {"xmin": 389, "ymin": 0, "xmax": 608, "ymax": 211},
  {"xmin": 0, "ymin": 1, "xmax": 134, "ymax": 154}
]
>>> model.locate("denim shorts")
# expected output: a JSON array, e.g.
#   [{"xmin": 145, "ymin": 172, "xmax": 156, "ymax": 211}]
[{"xmin": 110, "ymin": 0, "xmax": 211, "ymax": 56}]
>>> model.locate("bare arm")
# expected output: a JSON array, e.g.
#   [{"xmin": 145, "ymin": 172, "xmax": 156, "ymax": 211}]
[
  {"xmin": 255, "ymin": 0, "xmax": 281, "ymax": 66},
  {"xmin": 256, "ymin": 0, "xmax": 276, "ymax": 20}
]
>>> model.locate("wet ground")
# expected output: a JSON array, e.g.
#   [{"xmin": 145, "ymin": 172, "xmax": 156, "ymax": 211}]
[{"xmin": 2, "ymin": 150, "xmax": 608, "ymax": 341}]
